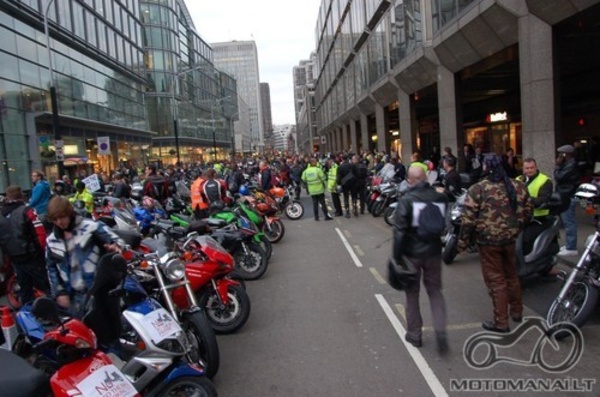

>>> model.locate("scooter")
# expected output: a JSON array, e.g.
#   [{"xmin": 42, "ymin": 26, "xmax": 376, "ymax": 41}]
[{"xmin": 515, "ymin": 201, "xmax": 562, "ymax": 279}]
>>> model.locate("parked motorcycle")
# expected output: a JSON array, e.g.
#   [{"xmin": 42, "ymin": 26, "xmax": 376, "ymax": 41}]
[
  {"xmin": 547, "ymin": 183, "xmax": 600, "ymax": 336},
  {"xmin": 442, "ymin": 189, "xmax": 468, "ymax": 264},
  {"xmin": 370, "ymin": 181, "xmax": 398, "ymax": 217},
  {"xmin": 269, "ymin": 184, "xmax": 304, "ymax": 220}
]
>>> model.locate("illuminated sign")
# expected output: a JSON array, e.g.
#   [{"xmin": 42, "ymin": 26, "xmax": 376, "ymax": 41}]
[{"xmin": 488, "ymin": 111, "xmax": 508, "ymax": 122}]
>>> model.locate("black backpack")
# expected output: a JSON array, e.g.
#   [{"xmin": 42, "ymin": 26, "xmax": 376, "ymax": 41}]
[
  {"xmin": 416, "ymin": 201, "xmax": 446, "ymax": 240},
  {"xmin": 203, "ymin": 179, "xmax": 222, "ymax": 203}
]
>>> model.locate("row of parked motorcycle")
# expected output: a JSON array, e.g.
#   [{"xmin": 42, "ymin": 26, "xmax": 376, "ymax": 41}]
[
  {"xmin": 369, "ymin": 163, "xmax": 600, "ymax": 341},
  {"xmin": 0, "ymin": 177, "xmax": 305, "ymax": 396}
]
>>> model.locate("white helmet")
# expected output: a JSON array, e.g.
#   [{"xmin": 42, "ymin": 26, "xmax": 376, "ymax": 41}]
[{"xmin": 575, "ymin": 183, "xmax": 600, "ymax": 199}]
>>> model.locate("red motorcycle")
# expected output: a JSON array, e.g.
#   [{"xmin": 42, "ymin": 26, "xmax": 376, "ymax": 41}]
[
  {"xmin": 173, "ymin": 234, "xmax": 251, "ymax": 334},
  {"xmin": 1, "ymin": 298, "xmax": 139, "ymax": 397},
  {"xmin": 245, "ymin": 192, "xmax": 285, "ymax": 243}
]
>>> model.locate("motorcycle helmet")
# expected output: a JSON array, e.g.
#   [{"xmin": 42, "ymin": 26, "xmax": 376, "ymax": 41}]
[
  {"xmin": 386, "ymin": 256, "xmax": 418, "ymax": 291},
  {"xmin": 239, "ymin": 185, "xmax": 249, "ymax": 196},
  {"xmin": 575, "ymin": 183, "xmax": 599, "ymax": 199},
  {"xmin": 270, "ymin": 187, "xmax": 285, "ymax": 198}
]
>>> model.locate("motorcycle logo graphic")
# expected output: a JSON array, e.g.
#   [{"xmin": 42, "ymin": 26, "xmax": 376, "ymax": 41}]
[{"xmin": 464, "ymin": 317, "xmax": 584, "ymax": 373}]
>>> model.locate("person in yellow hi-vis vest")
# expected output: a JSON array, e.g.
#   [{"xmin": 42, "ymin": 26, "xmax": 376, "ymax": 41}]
[{"xmin": 302, "ymin": 157, "xmax": 332, "ymax": 221}]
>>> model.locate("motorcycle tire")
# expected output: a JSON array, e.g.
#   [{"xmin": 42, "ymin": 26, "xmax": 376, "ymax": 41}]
[
  {"xmin": 197, "ymin": 284, "xmax": 251, "ymax": 334},
  {"xmin": 371, "ymin": 200, "xmax": 385, "ymax": 217},
  {"xmin": 228, "ymin": 270, "xmax": 247, "ymax": 289},
  {"xmin": 442, "ymin": 235, "xmax": 458, "ymax": 265},
  {"xmin": 7, "ymin": 276, "xmax": 22, "ymax": 310},
  {"xmin": 284, "ymin": 200, "xmax": 304, "ymax": 220},
  {"xmin": 233, "ymin": 243, "xmax": 269, "ymax": 280},
  {"xmin": 260, "ymin": 234, "xmax": 273, "ymax": 260},
  {"xmin": 148, "ymin": 375, "xmax": 217, "ymax": 397},
  {"xmin": 547, "ymin": 279, "xmax": 599, "ymax": 338},
  {"xmin": 383, "ymin": 206, "xmax": 395, "ymax": 226},
  {"xmin": 263, "ymin": 219, "xmax": 285, "ymax": 243},
  {"xmin": 181, "ymin": 311, "xmax": 220, "ymax": 379}
]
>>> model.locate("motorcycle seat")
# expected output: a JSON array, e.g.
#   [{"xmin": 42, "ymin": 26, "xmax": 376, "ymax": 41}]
[
  {"xmin": 207, "ymin": 218, "xmax": 228, "ymax": 228},
  {"xmin": 0, "ymin": 349, "xmax": 50, "ymax": 397}
]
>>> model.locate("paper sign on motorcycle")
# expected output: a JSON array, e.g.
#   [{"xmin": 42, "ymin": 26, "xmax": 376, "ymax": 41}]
[
  {"xmin": 76, "ymin": 364, "xmax": 138, "ymax": 397},
  {"xmin": 141, "ymin": 308, "xmax": 182, "ymax": 343}
]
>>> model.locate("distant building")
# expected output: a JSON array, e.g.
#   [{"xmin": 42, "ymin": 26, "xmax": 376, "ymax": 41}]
[
  {"xmin": 293, "ymin": 53, "xmax": 317, "ymax": 154},
  {"xmin": 260, "ymin": 83, "xmax": 274, "ymax": 152},
  {"xmin": 211, "ymin": 40, "xmax": 264, "ymax": 154},
  {"xmin": 272, "ymin": 124, "xmax": 294, "ymax": 152}
]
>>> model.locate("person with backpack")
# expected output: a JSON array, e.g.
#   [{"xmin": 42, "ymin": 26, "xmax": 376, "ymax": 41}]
[
  {"xmin": 458, "ymin": 154, "xmax": 532, "ymax": 333},
  {"xmin": 0, "ymin": 185, "xmax": 50, "ymax": 305},
  {"xmin": 352, "ymin": 154, "xmax": 369, "ymax": 215},
  {"xmin": 392, "ymin": 166, "xmax": 448, "ymax": 354},
  {"xmin": 226, "ymin": 164, "xmax": 245, "ymax": 194},
  {"xmin": 202, "ymin": 168, "xmax": 227, "ymax": 212},
  {"xmin": 336, "ymin": 154, "xmax": 357, "ymax": 218},
  {"xmin": 143, "ymin": 165, "xmax": 169, "ymax": 204}
]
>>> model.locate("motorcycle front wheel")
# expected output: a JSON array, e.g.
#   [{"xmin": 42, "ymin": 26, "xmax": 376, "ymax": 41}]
[
  {"xmin": 198, "ymin": 284, "xmax": 251, "ymax": 334},
  {"xmin": 383, "ymin": 206, "xmax": 395, "ymax": 226},
  {"xmin": 149, "ymin": 375, "xmax": 217, "ymax": 397},
  {"xmin": 442, "ymin": 235, "xmax": 458, "ymax": 265},
  {"xmin": 181, "ymin": 311, "xmax": 220, "ymax": 379},
  {"xmin": 285, "ymin": 200, "xmax": 304, "ymax": 220},
  {"xmin": 233, "ymin": 243, "xmax": 269, "ymax": 280},
  {"xmin": 260, "ymin": 234, "xmax": 273, "ymax": 260},
  {"xmin": 263, "ymin": 219, "xmax": 285, "ymax": 243},
  {"xmin": 371, "ymin": 200, "xmax": 385, "ymax": 217},
  {"xmin": 547, "ymin": 279, "xmax": 599, "ymax": 335}
]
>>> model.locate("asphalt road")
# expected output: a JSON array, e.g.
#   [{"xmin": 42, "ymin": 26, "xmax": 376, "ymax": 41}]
[{"xmin": 211, "ymin": 195, "xmax": 600, "ymax": 397}]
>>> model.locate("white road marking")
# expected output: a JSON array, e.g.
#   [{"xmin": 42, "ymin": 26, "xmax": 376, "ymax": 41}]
[
  {"xmin": 375, "ymin": 294, "xmax": 449, "ymax": 397},
  {"xmin": 369, "ymin": 267, "xmax": 386, "ymax": 284},
  {"xmin": 335, "ymin": 227, "xmax": 363, "ymax": 268}
]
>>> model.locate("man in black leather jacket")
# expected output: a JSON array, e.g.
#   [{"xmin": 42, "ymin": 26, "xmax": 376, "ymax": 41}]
[
  {"xmin": 554, "ymin": 144, "xmax": 581, "ymax": 256},
  {"xmin": 336, "ymin": 154, "xmax": 357, "ymax": 218},
  {"xmin": 393, "ymin": 166, "xmax": 448, "ymax": 354},
  {"xmin": 437, "ymin": 156, "xmax": 462, "ymax": 202}
]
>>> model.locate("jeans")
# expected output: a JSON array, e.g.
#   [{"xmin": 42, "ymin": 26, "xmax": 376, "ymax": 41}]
[{"xmin": 560, "ymin": 198, "xmax": 578, "ymax": 251}]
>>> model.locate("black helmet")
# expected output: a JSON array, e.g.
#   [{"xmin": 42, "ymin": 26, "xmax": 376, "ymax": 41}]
[{"xmin": 386, "ymin": 256, "xmax": 418, "ymax": 290}]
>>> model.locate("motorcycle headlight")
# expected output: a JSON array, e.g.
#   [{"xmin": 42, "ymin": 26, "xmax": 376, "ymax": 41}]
[{"xmin": 163, "ymin": 258, "xmax": 185, "ymax": 281}]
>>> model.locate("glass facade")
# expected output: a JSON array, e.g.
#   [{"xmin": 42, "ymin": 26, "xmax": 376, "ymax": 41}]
[
  {"xmin": 431, "ymin": 0, "xmax": 476, "ymax": 32},
  {"xmin": 0, "ymin": 0, "xmax": 150, "ymax": 189}
]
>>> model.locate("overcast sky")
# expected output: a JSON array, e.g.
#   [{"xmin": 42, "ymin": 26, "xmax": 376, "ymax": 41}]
[{"xmin": 186, "ymin": 0, "xmax": 322, "ymax": 126}]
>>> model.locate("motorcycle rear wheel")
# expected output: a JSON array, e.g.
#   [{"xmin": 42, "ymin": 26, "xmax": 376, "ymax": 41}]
[
  {"xmin": 198, "ymin": 284, "xmax": 251, "ymax": 334},
  {"xmin": 263, "ymin": 219, "xmax": 285, "ymax": 243},
  {"xmin": 233, "ymin": 243, "xmax": 269, "ymax": 280},
  {"xmin": 149, "ymin": 375, "xmax": 217, "ymax": 397},
  {"xmin": 383, "ymin": 206, "xmax": 395, "ymax": 226},
  {"xmin": 442, "ymin": 235, "xmax": 458, "ymax": 265},
  {"xmin": 284, "ymin": 201, "xmax": 304, "ymax": 220},
  {"xmin": 547, "ymin": 279, "xmax": 599, "ymax": 337},
  {"xmin": 181, "ymin": 311, "xmax": 220, "ymax": 379}
]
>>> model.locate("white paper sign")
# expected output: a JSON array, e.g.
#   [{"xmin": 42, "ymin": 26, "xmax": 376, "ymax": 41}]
[
  {"xmin": 98, "ymin": 136, "xmax": 111, "ymax": 155},
  {"xmin": 141, "ymin": 308, "xmax": 182, "ymax": 343},
  {"xmin": 82, "ymin": 174, "xmax": 101, "ymax": 192},
  {"xmin": 76, "ymin": 364, "xmax": 137, "ymax": 397}
]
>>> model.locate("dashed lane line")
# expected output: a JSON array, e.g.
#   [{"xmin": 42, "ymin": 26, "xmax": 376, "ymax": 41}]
[
  {"xmin": 394, "ymin": 303, "xmax": 482, "ymax": 332},
  {"xmin": 353, "ymin": 245, "xmax": 364, "ymax": 256},
  {"xmin": 369, "ymin": 267, "xmax": 386, "ymax": 284},
  {"xmin": 335, "ymin": 227, "xmax": 363, "ymax": 268},
  {"xmin": 375, "ymin": 294, "xmax": 449, "ymax": 397}
]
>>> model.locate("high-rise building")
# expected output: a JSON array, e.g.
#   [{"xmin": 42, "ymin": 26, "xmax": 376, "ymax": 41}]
[
  {"xmin": 141, "ymin": 0, "xmax": 237, "ymax": 164},
  {"xmin": 294, "ymin": 53, "xmax": 317, "ymax": 154},
  {"xmin": 272, "ymin": 124, "xmax": 293, "ymax": 152},
  {"xmin": 312, "ymin": 0, "xmax": 600, "ymax": 174},
  {"xmin": 260, "ymin": 82, "xmax": 273, "ymax": 152},
  {"xmin": 211, "ymin": 40, "xmax": 264, "ymax": 154}
]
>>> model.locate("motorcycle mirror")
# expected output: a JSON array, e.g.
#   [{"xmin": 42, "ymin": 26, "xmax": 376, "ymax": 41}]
[{"xmin": 31, "ymin": 297, "xmax": 61, "ymax": 324}]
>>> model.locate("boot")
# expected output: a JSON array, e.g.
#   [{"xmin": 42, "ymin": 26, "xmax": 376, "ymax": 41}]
[
  {"xmin": 353, "ymin": 205, "xmax": 358, "ymax": 217},
  {"xmin": 345, "ymin": 210, "xmax": 350, "ymax": 218}
]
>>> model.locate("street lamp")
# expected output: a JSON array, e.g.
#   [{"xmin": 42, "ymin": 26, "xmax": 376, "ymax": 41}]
[
  {"xmin": 171, "ymin": 64, "xmax": 209, "ymax": 165},
  {"xmin": 44, "ymin": 0, "xmax": 64, "ymax": 177}
]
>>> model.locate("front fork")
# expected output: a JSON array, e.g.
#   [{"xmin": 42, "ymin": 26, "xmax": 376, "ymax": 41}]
[
  {"xmin": 556, "ymin": 231, "xmax": 599, "ymax": 300},
  {"xmin": 153, "ymin": 265, "xmax": 199, "ymax": 322}
]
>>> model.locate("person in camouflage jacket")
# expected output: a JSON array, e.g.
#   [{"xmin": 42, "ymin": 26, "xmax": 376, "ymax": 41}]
[{"xmin": 458, "ymin": 153, "xmax": 532, "ymax": 333}]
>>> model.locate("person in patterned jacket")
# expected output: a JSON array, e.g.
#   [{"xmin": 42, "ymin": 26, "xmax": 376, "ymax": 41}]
[{"xmin": 458, "ymin": 153, "xmax": 532, "ymax": 333}]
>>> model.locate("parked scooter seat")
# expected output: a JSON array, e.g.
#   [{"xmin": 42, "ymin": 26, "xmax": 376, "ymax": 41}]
[{"xmin": 0, "ymin": 349, "xmax": 50, "ymax": 397}]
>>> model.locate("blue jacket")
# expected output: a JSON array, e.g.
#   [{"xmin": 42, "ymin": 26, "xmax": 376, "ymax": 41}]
[
  {"xmin": 29, "ymin": 179, "xmax": 51, "ymax": 215},
  {"xmin": 46, "ymin": 217, "xmax": 123, "ymax": 297}
]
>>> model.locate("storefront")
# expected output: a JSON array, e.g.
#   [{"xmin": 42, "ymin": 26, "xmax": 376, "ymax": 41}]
[{"xmin": 465, "ymin": 111, "xmax": 522, "ymax": 156}]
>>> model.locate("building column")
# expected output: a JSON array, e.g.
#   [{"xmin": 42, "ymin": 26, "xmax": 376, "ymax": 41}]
[
  {"xmin": 375, "ymin": 103, "xmax": 388, "ymax": 153},
  {"xmin": 360, "ymin": 113, "xmax": 369, "ymax": 152},
  {"xmin": 437, "ymin": 65, "xmax": 462, "ymax": 159},
  {"xmin": 334, "ymin": 127, "xmax": 342, "ymax": 153},
  {"xmin": 341, "ymin": 123, "xmax": 349, "ymax": 151},
  {"xmin": 398, "ymin": 89, "xmax": 417, "ymax": 165},
  {"xmin": 349, "ymin": 120, "xmax": 358, "ymax": 154},
  {"xmin": 325, "ymin": 131, "xmax": 332, "ymax": 153},
  {"xmin": 519, "ymin": 14, "xmax": 556, "ymax": 175}
]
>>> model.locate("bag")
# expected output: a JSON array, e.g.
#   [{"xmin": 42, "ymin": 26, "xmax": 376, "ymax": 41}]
[
  {"xmin": 416, "ymin": 201, "xmax": 446, "ymax": 240},
  {"xmin": 386, "ymin": 256, "xmax": 418, "ymax": 291},
  {"xmin": 341, "ymin": 172, "xmax": 356, "ymax": 189}
]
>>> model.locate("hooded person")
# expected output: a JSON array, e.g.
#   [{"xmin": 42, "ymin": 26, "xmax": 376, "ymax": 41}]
[{"xmin": 458, "ymin": 153, "xmax": 532, "ymax": 333}]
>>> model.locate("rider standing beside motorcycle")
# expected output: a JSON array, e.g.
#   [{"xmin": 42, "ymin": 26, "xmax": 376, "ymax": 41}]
[
  {"xmin": 554, "ymin": 144, "xmax": 581, "ymax": 257},
  {"xmin": 45, "ymin": 196, "xmax": 123, "ymax": 312},
  {"xmin": 517, "ymin": 158, "xmax": 553, "ymax": 255},
  {"xmin": 0, "ymin": 186, "xmax": 49, "ymax": 305},
  {"xmin": 458, "ymin": 154, "xmax": 532, "ymax": 333}
]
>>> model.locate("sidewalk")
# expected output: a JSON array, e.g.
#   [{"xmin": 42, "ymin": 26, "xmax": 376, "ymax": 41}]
[{"xmin": 556, "ymin": 204, "xmax": 597, "ymax": 267}]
